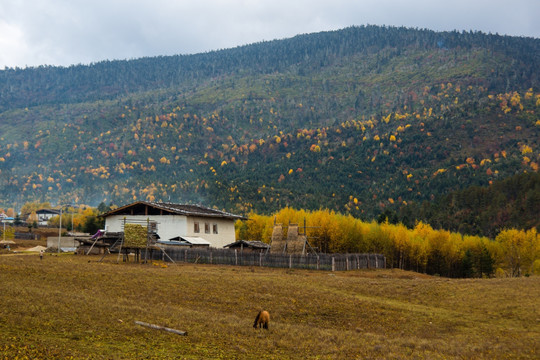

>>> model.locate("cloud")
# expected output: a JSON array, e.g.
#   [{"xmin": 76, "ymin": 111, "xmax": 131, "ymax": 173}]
[{"xmin": 0, "ymin": 0, "xmax": 538, "ymax": 68}]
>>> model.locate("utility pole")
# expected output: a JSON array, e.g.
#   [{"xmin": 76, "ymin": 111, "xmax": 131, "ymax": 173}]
[{"xmin": 57, "ymin": 207, "xmax": 63, "ymax": 254}]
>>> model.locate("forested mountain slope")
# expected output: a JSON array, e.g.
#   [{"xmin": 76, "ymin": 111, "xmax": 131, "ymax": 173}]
[
  {"xmin": 0, "ymin": 25, "xmax": 538, "ymax": 236},
  {"xmin": 396, "ymin": 171, "xmax": 540, "ymax": 236},
  {"xmin": 2, "ymin": 26, "xmax": 537, "ymax": 111}
]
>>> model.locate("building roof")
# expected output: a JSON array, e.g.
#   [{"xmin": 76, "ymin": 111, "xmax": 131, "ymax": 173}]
[
  {"xmin": 224, "ymin": 240, "xmax": 270, "ymax": 249},
  {"xmin": 36, "ymin": 209, "xmax": 61, "ymax": 215},
  {"xmin": 100, "ymin": 201, "xmax": 247, "ymax": 220}
]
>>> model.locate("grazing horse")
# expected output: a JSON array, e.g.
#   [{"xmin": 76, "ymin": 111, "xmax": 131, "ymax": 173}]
[{"xmin": 253, "ymin": 310, "xmax": 270, "ymax": 329}]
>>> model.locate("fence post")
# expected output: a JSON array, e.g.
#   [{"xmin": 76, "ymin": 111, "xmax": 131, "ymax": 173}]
[
  {"xmin": 259, "ymin": 252, "xmax": 263, "ymax": 267},
  {"xmin": 346, "ymin": 257, "xmax": 349, "ymax": 271},
  {"xmin": 332, "ymin": 257, "xmax": 335, "ymax": 272},
  {"xmin": 184, "ymin": 249, "xmax": 187, "ymax": 263},
  {"xmin": 289, "ymin": 254, "xmax": 292, "ymax": 269},
  {"xmin": 210, "ymin": 250, "xmax": 213, "ymax": 264},
  {"xmin": 317, "ymin": 255, "xmax": 320, "ymax": 270},
  {"xmin": 375, "ymin": 254, "xmax": 378, "ymax": 268},
  {"xmin": 235, "ymin": 249, "xmax": 238, "ymax": 266}
]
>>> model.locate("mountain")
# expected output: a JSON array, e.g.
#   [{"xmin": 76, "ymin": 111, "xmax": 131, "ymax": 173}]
[{"xmin": 0, "ymin": 25, "xmax": 538, "ymax": 235}]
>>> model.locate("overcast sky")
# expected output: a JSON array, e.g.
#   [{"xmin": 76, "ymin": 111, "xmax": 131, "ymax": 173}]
[{"xmin": 1, "ymin": 0, "xmax": 539, "ymax": 68}]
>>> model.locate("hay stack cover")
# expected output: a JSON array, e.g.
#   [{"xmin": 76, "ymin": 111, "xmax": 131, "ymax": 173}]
[
  {"xmin": 286, "ymin": 224, "xmax": 305, "ymax": 254},
  {"xmin": 124, "ymin": 223, "xmax": 148, "ymax": 248}
]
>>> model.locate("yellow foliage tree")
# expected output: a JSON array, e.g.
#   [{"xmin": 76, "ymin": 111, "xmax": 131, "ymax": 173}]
[
  {"xmin": 496, "ymin": 229, "xmax": 539, "ymax": 276},
  {"xmin": 235, "ymin": 209, "xmax": 538, "ymax": 278}
]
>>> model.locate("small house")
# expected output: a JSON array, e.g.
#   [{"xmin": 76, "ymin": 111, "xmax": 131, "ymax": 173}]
[
  {"xmin": 0, "ymin": 213, "xmax": 14, "ymax": 224},
  {"xmin": 100, "ymin": 201, "xmax": 246, "ymax": 248},
  {"xmin": 36, "ymin": 209, "xmax": 60, "ymax": 226}
]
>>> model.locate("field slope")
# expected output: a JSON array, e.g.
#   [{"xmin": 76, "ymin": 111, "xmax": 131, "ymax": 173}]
[{"xmin": 1, "ymin": 254, "xmax": 538, "ymax": 359}]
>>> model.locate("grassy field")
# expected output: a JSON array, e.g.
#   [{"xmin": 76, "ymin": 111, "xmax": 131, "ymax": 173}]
[{"xmin": 0, "ymin": 249, "xmax": 539, "ymax": 359}]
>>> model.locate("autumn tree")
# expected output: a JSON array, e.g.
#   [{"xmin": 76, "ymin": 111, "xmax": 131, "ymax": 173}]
[{"xmin": 496, "ymin": 228, "xmax": 539, "ymax": 276}]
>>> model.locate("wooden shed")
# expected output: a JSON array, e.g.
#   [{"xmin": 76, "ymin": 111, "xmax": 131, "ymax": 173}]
[{"xmin": 224, "ymin": 240, "xmax": 270, "ymax": 253}]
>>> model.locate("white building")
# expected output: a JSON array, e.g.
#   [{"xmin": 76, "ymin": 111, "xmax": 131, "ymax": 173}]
[{"xmin": 100, "ymin": 201, "xmax": 246, "ymax": 248}]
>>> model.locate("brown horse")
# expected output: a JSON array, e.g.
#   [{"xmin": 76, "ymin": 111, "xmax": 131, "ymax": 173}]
[{"xmin": 253, "ymin": 310, "xmax": 270, "ymax": 329}]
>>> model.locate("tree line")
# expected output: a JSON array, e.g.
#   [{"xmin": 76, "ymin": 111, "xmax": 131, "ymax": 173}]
[{"xmin": 236, "ymin": 207, "xmax": 540, "ymax": 278}]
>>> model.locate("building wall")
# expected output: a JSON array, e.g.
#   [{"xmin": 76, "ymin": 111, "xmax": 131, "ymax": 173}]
[
  {"xmin": 185, "ymin": 216, "xmax": 236, "ymax": 248},
  {"xmin": 104, "ymin": 214, "xmax": 236, "ymax": 248},
  {"xmin": 105, "ymin": 214, "xmax": 187, "ymax": 243}
]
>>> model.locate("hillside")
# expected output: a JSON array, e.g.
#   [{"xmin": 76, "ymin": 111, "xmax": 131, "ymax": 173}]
[
  {"xmin": 0, "ymin": 25, "xmax": 538, "ymax": 230},
  {"xmin": 397, "ymin": 171, "xmax": 540, "ymax": 237}
]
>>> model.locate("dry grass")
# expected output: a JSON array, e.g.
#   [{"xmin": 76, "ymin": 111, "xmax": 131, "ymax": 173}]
[{"xmin": 0, "ymin": 253, "xmax": 539, "ymax": 359}]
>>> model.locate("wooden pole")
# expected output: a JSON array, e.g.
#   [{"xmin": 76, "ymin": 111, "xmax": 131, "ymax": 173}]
[
  {"xmin": 116, "ymin": 218, "xmax": 125, "ymax": 264},
  {"xmin": 144, "ymin": 218, "xmax": 150, "ymax": 264},
  {"xmin": 135, "ymin": 321, "xmax": 187, "ymax": 336},
  {"xmin": 160, "ymin": 247, "xmax": 176, "ymax": 264},
  {"xmin": 86, "ymin": 237, "xmax": 99, "ymax": 255}
]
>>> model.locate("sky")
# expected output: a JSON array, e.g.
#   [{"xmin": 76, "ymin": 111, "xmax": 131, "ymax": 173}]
[{"xmin": 1, "ymin": 0, "xmax": 539, "ymax": 68}]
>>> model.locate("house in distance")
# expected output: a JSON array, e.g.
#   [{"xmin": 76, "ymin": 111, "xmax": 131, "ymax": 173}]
[
  {"xmin": 36, "ymin": 208, "xmax": 61, "ymax": 226},
  {"xmin": 100, "ymin": 201, "xmax": 246, "ymax": 248}
]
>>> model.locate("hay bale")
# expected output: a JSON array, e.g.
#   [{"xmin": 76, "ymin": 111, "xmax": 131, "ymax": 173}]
[
  {"xmin": 269, "ymin": 224, "xmax": 285, "ymax": 254},
  {"xmin": 124, "ymin": 224, "xmax": 148, "ymax": 248}
]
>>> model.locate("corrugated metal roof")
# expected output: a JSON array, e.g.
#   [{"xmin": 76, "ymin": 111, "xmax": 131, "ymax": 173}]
[
  {"xmin": 166, "ymin": 236, "xmax": 211, "ymax": 245},
  {"xmin": 179, "ymin": 236, "xmax": 211, "ymax": 245}
]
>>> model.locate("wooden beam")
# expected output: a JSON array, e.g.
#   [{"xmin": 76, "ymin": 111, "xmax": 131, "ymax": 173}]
[{"xmin": 135, "ymin": 321, "xmax": 187, "ymax": 336}]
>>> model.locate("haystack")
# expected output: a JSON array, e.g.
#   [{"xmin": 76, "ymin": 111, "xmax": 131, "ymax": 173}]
[{"xmin": 269, "ymin": 224, "xmax": 285, "ymax": 253}]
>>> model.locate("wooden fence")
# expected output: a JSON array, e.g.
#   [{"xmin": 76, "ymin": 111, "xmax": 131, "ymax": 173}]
[
  {"xmin": 14, "ymin": 232, "xmax": 41, "ymax": 240},
  {"xmin": 146, "ymin": 247, "xmax": 386, "ymax": 271}
]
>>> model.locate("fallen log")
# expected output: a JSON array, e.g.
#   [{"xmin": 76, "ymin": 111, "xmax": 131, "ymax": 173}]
[{"xmin": 135, "ymin": 321, "xmax": 188, "ymax": 336}]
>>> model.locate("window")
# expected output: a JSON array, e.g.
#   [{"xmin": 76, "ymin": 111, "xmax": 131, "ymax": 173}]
[
  {"xmin": 194, "ymin": 222, "xmax": 200, "ymax": 233},
  {"xmin": 204, "ymin": 223, "xmax": 210, "ymax": 234},
  {"xmin": 213, "ymin": 224, "xmax": 218, "ymax": 234}
]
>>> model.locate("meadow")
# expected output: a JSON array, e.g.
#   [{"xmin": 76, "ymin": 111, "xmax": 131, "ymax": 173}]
[{"xmin": 0, "ymin": 250, "xmax": 539, "ymax": 359}]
